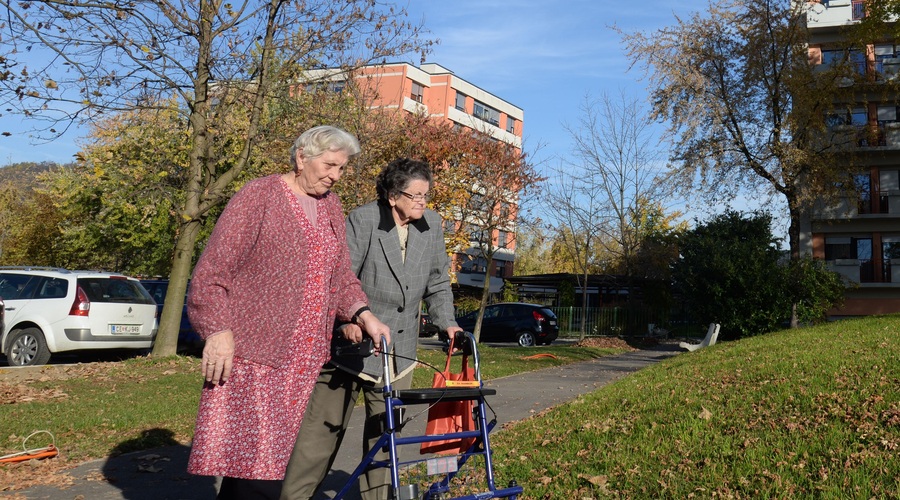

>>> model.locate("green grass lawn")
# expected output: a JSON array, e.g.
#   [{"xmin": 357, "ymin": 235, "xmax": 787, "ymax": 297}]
[{"xmin": 485, "ymin": 315, "xmax": 900, "ymax": 498}]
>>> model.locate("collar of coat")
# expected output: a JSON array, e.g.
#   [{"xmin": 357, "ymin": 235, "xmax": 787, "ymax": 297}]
[{"xmin": 376, "ymin": 200, "xmax": 431, "ymax": 233}]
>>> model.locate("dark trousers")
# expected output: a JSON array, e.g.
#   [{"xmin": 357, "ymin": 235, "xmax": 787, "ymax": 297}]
[{"xmin": 280, "ymin": 364, "xmax": 412, "ymax": 500}]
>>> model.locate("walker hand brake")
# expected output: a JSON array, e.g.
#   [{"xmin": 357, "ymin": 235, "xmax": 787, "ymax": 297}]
[{"xmin": 333, "ymin": 337, "xmax": 375, "ymax": 357}]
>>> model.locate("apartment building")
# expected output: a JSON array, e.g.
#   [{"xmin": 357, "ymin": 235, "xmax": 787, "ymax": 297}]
[
  {"xmin": 803, "ymin": 0, "xmax": 900, "ymax": 315},
  {"xmin": 304, "ymin": 62, "xmax": 524, "ymax": 294}
]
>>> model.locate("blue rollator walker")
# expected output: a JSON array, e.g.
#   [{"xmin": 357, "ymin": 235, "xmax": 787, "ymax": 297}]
[{"xmin": 332, "ymin": 332, "xmax": 523, "ymax": 500}]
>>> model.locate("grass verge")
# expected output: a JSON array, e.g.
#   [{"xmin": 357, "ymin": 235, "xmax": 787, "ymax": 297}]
[{"xmin": 484, "ymin": 315, "xmax": 900, "ymax": 498}]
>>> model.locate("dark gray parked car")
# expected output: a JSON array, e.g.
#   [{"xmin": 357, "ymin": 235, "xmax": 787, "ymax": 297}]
[
  {"xmin": 139, "ymin": 279, "xmax": 201, "ymax": 351},
  {"xmin": 453, "ymin": 302, "xmax": 559, "ymax": 347}
]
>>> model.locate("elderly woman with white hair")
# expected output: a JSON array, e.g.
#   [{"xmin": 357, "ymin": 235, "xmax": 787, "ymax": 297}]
[{"xmin": 186, "ymin": 125, "xmax": 391, "ymax": 499}]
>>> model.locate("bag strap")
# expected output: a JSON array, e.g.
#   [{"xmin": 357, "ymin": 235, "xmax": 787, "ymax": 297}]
[
  {"xmin": 444, "ymin": 334, "xmax": 457, "ymax": 372},
  {"xmin": 444, "ymin": 334, "xmax": 471, "ymax": 374}
]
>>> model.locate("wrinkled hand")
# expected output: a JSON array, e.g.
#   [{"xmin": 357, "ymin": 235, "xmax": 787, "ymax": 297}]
[
  {"xmin": 202, "ymin": 330, "xmax": 235, "ymax": 385},
  {"xmin": 337, "ymin": 323, "xmax": 363, "ymax": 343},
  {"xmin": 445, "ymin": 326, "xmax": 465, "ymax": 351},
  {"xmin": 446, "ymin": 325, "xmax": 464, "ymax": 341},
  {"xmin": 358, "ymin": 311, "xmax": 391, "ymax": 356}
]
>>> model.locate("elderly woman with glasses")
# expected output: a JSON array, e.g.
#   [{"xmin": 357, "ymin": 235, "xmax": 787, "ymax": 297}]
[{"xmin": 281, "ymin": 157, "xmax": 462, "ymax": 500}]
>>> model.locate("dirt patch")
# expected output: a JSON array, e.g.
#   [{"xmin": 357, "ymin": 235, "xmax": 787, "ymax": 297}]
[
  {"xmin": 0, "ymin": 361, "xmax": 124, "ymax": 384},
  {"xmin": 0, "ymin": 456, "xmax": 76, "ymax": 497},
  {"xmin": 573, "ymin": 337, "xmax": 639, "ymax": 349}
]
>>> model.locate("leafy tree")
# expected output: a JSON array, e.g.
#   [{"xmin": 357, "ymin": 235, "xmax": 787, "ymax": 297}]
[
  {"xmin": 7, "ymin": 191, "xmax": 65, "ymax": 267},
  {"xmin": 787, "ymin": 256, "xmax": 846, "ymax": 325},
  {"xmin": 0, "ymin": 1, "xmax": 432, "ymax": 356},
  {"xmin": 621, "ymin": 0, "xmax": 859, "ymax": 327},
  {"xmin": 0, "ymin": 163, "xmax": 67, "ymax": 266},
  {"xmin": 672, "ymin": 210, "xmax": 789, "ymax": 339},
  {"xmin": 620, "ymin": 198, "xmax": 687, "ymax": 280},
  {"xmin": 40, "ymin": 102, "xmax": 214, "ymax": 275},
  {"xmin": 509, "ymin": 223, "xmax": 562, "ymax": 276}
]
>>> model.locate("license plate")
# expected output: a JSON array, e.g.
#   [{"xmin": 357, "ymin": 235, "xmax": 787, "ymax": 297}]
[
  {"xmin": 549, "ymin": 320, "xmax": 557, "ymax": 326},
  {"xmin": 110, "ymin": 324, "xmax": 141, "ymax": 335}
]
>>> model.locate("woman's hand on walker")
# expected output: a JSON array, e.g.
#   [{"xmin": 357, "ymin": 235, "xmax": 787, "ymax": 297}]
[
  {"xmin": 337, "ymin": 323, "xmax": 363, "ymax": 343},
  {"xmin": 357, "ymin": 311, "xmax": 391, "ymax": 355}
]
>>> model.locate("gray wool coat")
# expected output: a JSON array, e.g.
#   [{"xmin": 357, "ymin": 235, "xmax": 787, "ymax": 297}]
[{"xmin": 330, "ymin": 200, "xmax": 458, "ymax": 381}]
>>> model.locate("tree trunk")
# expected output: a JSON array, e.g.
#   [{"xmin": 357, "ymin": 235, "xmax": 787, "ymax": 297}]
[
  {"xmin": 787, "ymin": 197, "xmax": 802, "ymax": 328},
  {"xmin": 151, "ymin": 219, "xmax": 202, "ymax": 356},
  {"xmin": 580, "ymin": 269, "xmax": 589, "ymax": 341},
  {"xmin": 472, "ymin": 254, "xmax": 495, "ymax": 343}
]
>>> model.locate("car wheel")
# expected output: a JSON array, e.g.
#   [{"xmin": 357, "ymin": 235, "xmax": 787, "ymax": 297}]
[
  {"xmin": 7, "ymin": 327, "xmax": 52, "ymax": 366},
  {"xmin": 516, "ymin": 331, "xmax": 536, "ymax": 347}
]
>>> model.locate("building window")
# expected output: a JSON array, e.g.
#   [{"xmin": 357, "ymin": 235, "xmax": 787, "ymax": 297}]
[
  {"xmin": 455, "ymin": 92, "xmax": 467, "ymax": 111},
  {"xmin": 506, "ymin": 117, "xmax": 516, "ymax": 134},
  {"xmin": 821, "ymin": 49, "xmax": 844, "ymax": 67},
  {"xmin": 411, "ymin": 82, "xmax": 424, "ymax": 103},
  {"xmin": 305, "ymin": 80, "xmax": 345, "ymax": 93},
  {"xmin": 856, "ymin": 173, "xmax": 873, "ymax": 213},
  {"xmin": 460, "ymin": 257, "xmax": 488, "ymax": 274},
  {"xmin": 821, "ymin": 48, "xmax": 866, "ymax": 74},
  {"xmin": 824, "ymin": 236, "xmax": 859, "ymax": 260},
  {"xmin": 498, "ymin": 230, "xmax": 508, "ymax": 248},
  {"xmin": 495, "ymin": 260, "xmax": 507, "ymax": 278},
  {"xmin": 473, "ymin": 100, "xmax": 500, "ymax": 126},
  {"xmin": 884, "ymin": 238, "xmax": 900, "ymax": 282},
  {"xmin": 877, "ymin": 105, "xmax": 898, "ymax": 125},
  {"xmin": 826, "ymin": 236, "xmax": 876, "ymax": 282},
  {"xmin": 849, "ymin": 49, "xmax": 866, "ymax": 74},
  {"xmin": 852, "ymin": 0, "xmax": 866, "ymax": 20}
]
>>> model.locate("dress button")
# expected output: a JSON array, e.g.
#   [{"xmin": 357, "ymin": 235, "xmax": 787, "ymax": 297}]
[{"xmin": 397, "ymin": 306, "xmax": 404, "ymax": 313}]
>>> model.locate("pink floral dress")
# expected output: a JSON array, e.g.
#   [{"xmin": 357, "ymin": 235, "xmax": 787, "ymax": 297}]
[{"xmin": 187, "ymin": 183, "xmax": 339, "ymax": 480}]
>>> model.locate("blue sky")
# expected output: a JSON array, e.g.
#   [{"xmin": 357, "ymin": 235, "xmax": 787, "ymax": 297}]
[{"xmin": 404, "ymin": 0, "xmax": 708, "ymax": 167}]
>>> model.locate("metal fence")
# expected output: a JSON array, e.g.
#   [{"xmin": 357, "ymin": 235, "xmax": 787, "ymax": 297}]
[{"xmin": 551, "ymin": 306, "xmax": 671, "ymax": 337}]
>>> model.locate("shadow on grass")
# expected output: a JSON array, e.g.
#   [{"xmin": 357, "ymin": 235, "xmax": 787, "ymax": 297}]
[{"xmin": 102, "ymin": 428, "xmax": 217, "ymax": 500}]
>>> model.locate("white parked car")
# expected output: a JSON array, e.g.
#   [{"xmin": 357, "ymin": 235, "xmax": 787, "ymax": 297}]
[{"xmin": 0, "ymin": 267, "xmax": 158, "ymax": 366}]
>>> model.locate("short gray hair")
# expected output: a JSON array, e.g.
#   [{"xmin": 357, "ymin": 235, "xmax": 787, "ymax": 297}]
[{"xmin": 290, "ymin": 125, "xmax": 361, "ymax": 171}]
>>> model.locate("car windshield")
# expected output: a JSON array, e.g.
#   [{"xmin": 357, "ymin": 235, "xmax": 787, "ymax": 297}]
[
  {"xmin": 78, "ymin": 278, "xmax": 155, "ymax": 304},
  {"xmin": 538, "ymin": 307, "xmax": 557, "ymax": 318}
]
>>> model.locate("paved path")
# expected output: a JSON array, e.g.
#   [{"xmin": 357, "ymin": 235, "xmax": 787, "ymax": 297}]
[{"xmin": 11, "ymin": 343, "xmax": 681, "ymax": 500}]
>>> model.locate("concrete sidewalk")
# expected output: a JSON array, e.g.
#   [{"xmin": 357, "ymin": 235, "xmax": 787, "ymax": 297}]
[{"xmin": 11, "ymin": 343, "xmax": 681, "ymax": 500}]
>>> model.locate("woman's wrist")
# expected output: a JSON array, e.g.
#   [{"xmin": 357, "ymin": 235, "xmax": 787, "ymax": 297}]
[{"xmin": 352, "ymin": 306, "xmax": 371, "ymax": 325}]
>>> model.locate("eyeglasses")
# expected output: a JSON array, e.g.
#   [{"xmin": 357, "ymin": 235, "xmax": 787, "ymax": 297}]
[{"xmin": 398, "ymin": 190, "xmax": 431, "ymax": 202}]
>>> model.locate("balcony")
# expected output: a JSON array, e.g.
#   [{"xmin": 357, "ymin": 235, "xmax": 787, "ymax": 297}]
[
  {"xmin": 812, "ymin": 189, "xmax": 900, "ymax": 219},
  {"xmin": 830, "ymin": 258, "xmax": 876, "ymax": 283},
  {"xmin": 806, "ymin": 0, "xmax": 858, "ymax": 28},
  {"xmin": 857, "ymin": 191, "xmax": 893, "ymax": 214},
  {"xmin": 828, "ymin": 123, "xmax": 900, "ymax": 149}
]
